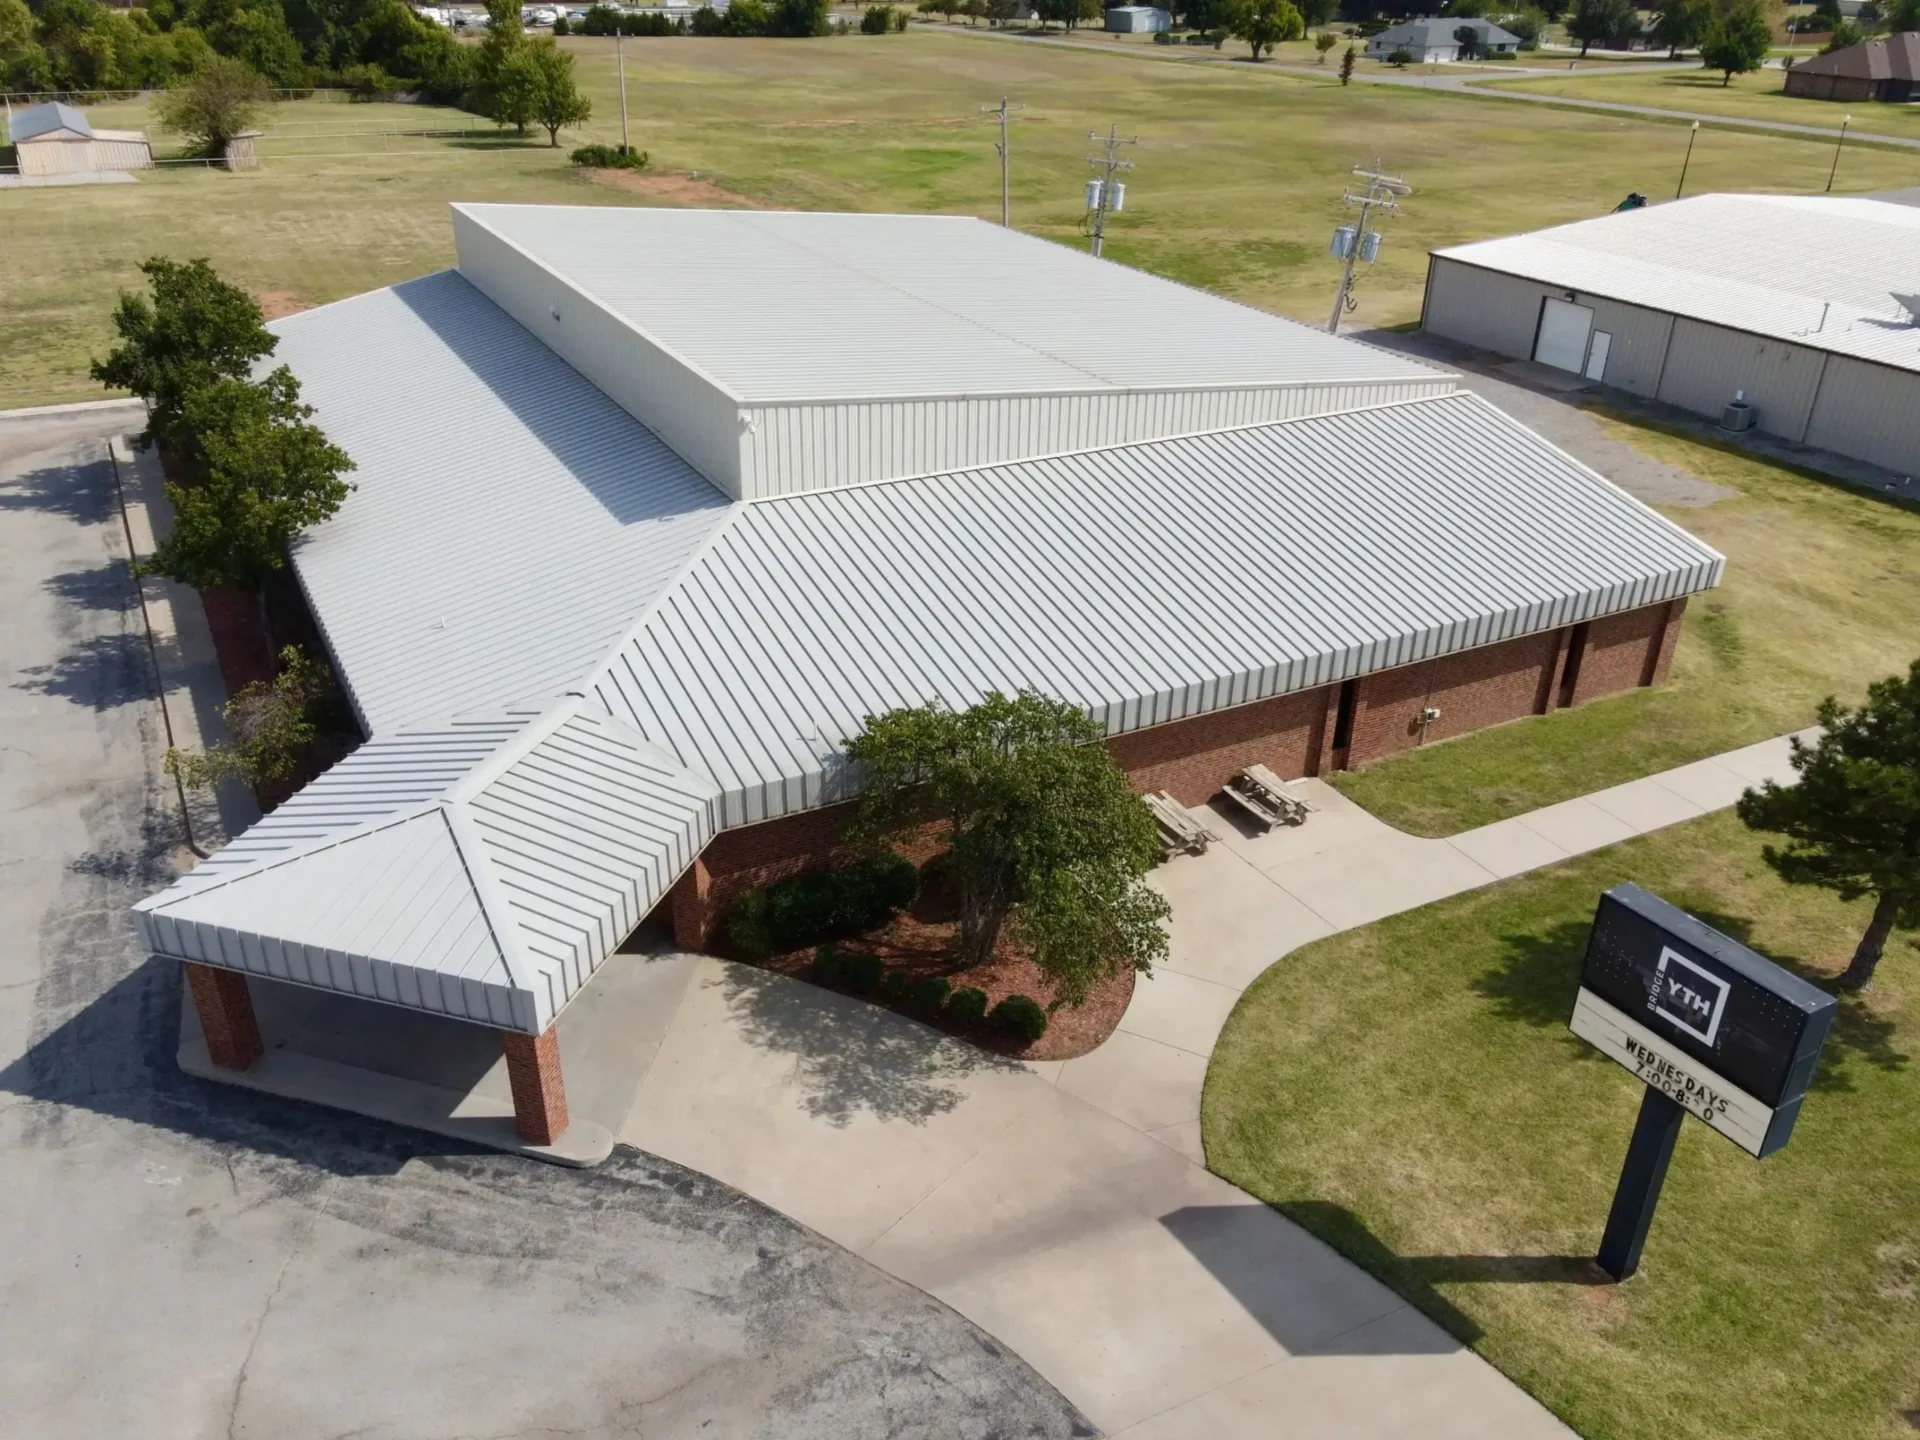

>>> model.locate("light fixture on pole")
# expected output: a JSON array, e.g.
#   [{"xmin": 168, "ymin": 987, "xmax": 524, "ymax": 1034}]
[
  {"xmin": 1674, "ymin": 121, "xmax": 1699, "ymax": 202},
  {"xmin": 1826, "ymin": 114, "xmax": 1851, "ymax": 194}
]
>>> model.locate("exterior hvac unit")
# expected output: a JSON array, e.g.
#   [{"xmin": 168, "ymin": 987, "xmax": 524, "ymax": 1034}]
[{"xmin": 1721, "ymin": 391, "xmax": 1758, "ymax": 432}]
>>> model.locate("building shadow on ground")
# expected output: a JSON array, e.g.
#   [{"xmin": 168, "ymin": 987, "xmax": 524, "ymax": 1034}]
[
  {"xmin": 1162, "ymin": 1200, "xmax": 1609, "ymax": 1354},
  {"xmin": 713, "ymin": 961, "xmax": 1023, "ymax": 1129}
]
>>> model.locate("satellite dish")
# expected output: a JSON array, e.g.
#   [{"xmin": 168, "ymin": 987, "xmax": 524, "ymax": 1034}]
[{"xmin": 1894, "ymin": 293, "xmax": 1920, "ymax": 326}]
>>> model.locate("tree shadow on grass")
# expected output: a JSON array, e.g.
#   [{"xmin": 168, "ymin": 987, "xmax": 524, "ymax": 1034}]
[
  {"xmin": 713, "ymin": 961, "xmax": 1023, "ymax": 1129},
  {"xmin": 1474, "ymin": 907, "xmax": 1907, "ymax": 1095}
]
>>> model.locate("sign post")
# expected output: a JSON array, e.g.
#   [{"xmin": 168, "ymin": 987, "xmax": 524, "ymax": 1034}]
[{"xmin": 1571, "ymin": 884, "xmax": 1837, "ymax": 1281}]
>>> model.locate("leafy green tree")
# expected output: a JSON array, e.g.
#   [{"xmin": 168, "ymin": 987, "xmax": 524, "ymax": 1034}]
[
  {"xmin": 722, "ymin": 0, "xmax": 770, "ymax": 30},
  {"xmin": 1737, "ymin": 663, "xmax": 1920, "ymax": 990},
  {"xmin": 0, "ymin": 0, "xmax": 50, "ymax": 91},
  {"xmin": 182, "ymin": 0, "xmax": 306, "ymax": 83},
  {"xmin": 1314, "ymin": 27, "xmax": 1336, "ymax": 56},
  {"xmin": 1445, "ymin": 0, "xmax": 1490, "ymax": 15},
  {"xmin": 1228, "ymin": 0, "xmax": 1303, "ymax": 57},
  {"xmin": 1882, "ymin": 0, "xmax": 1920, "ymax": 32},
  {"xmin": 1339, "ymin": 39, "xmax": 1355, "ymax": 79},
  {"xmin": 846, "ymin": 691, "xmax": 1169, "ymax": 1008},
  {"xmin": 1178, "ymin": 0, "xmax": 1231, "ymax": 30},
  {"xmin": 140, "ymin": 368, "xmax": 356, "ymax": 592},
  {"xmin": 1453, "ymin": 22, "xmax": 1480, "ymax": 54},
  {"xmin": 1698, "ymin": 0, "xmax": 1768, "ymax": 83},
  {"xmin": 93, "ymin": 257, "xmax": 278, "ymax": 467},
  {"xmin": 1566, "ymin": 0, "xmax": 1638, "ymax": 53},
  {"xmin": 523, "ymin": 37, "xmax": 590, "ymax": 145},
  {"xmin": 1649, "ymin": 0, "xmax": 1701, "ymax": 54},
  {"xmin": 156, "ymin": 53, "xmax": 273, "ymax": 156},
  {"xmin": 1504, "ymin": 5, "xmax": 1546, "ymax": 47},
  {"xmin": 1820, "ymin": 17, "xmax": 1862, "ymax": 49},
  {"xmin": 768, "ymin": 0, "xmax": 832, "ymax": 32},
  {"xmin": 166, "ymin": 645, "xmax": 334, "ymax": 791},
  {"xmin": 1298, "ymin": 0, "xmax": 1336, "ymax": 22}
]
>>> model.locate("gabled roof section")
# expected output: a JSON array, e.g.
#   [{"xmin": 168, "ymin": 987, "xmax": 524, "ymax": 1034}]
[
  {"xmin": 1434, "ymin": 194, "xmax": 1920, "ymax": 375},
  {"xmin": 1791, "ymin": 32, "xmax": 1920, "ymax": 81},
  {"xmin": 137, "ymin": 702, "xmax": 719, "ymax": 1033},
  {"xmin": 589, "ymin": 391, "xmax": 1725, "ymax": 826},
  {"xmin": 273, "ymin": 269, "xmax": 734, "ymax": 737},
  {"xmin": 9, "ymin": 102, "xmax": 92, "ymax": 143}
]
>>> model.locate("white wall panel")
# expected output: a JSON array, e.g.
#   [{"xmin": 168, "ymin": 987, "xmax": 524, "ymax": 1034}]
[{"xmin": 1803, "ymin": 356, "xmax": 1920, "ymax": 474}]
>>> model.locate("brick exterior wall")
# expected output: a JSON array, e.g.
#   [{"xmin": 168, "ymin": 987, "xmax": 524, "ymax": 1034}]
[
  {"xmin": 1106, "ymin": 688, "xmax": 1331, "ymax": 806},
  {"xmin": 1572, "ymin": 603, "xmax": 1669, "ymax": 706},
  {"xmin": 185, "ymin": 962, "xmax": 265, "ymax": 1071},
  {"xmin": 662, "ymin": 600, "xmax": 1689, "ymax": 951},
  {"xmin": 500, "ymin": 1027, "xmax": 568, "ymax": 1146}
]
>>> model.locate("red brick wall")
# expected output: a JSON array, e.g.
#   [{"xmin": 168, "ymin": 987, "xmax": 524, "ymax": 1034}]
[
  {"xmin": 500, "ymin": 1027, "xmax": 568, "ymax": 1146},
  {"xmin": 1106, "ymin": 688, "xmax": 1331, "ymax": 806},
  {"xmin": 1649, "ymin": 598, "xmax": 1687, "ymax": 686},
  {"xmin": 1348, "ymin": 657, "xmax": 1435, "ymax": 767},
  {"xmin": 185, "ymin": 962, "xmax": 263, "ymax": 1071},
  {"xmin": 1572, "ymin": 604, "xmax": 1669, "ymax": 706},
  {"xmin": 1422, "ymin": 630, "xmax": 1565, "ymax": 742}
]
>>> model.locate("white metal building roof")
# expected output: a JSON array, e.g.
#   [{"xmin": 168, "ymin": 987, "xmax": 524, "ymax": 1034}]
[
  {"xmin": 1433, "ymin": 194, "xmax": 1920, "ymax": 375},
  {"xmin": 8, "ymin": 101, "xmax": 92, "ymax": 143},
  {"xmin": 137, "ymin": 211, "xmax": 1723, "ymax": 1032}
]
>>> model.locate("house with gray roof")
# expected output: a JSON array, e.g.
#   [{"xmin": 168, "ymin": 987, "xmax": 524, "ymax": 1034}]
[{"xmin": 1366, "ymin": 15, "xmax": 1522, "ymax": 61}]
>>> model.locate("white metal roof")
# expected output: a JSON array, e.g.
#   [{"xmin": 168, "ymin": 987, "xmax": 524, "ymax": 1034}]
[
  {"xmin": 9, "ymin": 101, "xmax": 92, "ymax": 143},
  {"xmin": 273, "ymin": 270, "xmax": 732, "ymax": 736},
  {"xmin": 137, "ymin": 212, "xmax": 1723, "ymax": 1031},
  {"xmin": 453, "ymin": 204, "xmax": 1445, "ymax": 402},
  {"xmin": 1433, "ymin": 194, "xmax": 1920, "ymax": 375},
  {"xmin": 591, "ymin": 390, "xmax": 1723, "ymax": 825}
]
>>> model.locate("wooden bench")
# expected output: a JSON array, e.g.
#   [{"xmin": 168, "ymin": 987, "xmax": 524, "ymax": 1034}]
[{"xmin": 1145, "ymin": 790, "xmax": 1211, "ymax": 858}]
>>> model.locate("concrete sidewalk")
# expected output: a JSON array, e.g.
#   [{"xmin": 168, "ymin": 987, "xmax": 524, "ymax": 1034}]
[{"xmin": 620, "ymin": 732, "xmax": 1807, "ymax": 1437}]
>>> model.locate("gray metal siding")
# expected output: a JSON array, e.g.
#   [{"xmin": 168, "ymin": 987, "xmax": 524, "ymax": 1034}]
[
  {"xmin": 1803, "ymin": 356, "xmax": 1920, "ymax": 474},
  {"xmin": 738, "ymin": 379, "xmax": 1454, "ymax": 497},
  {"xmin": 1656, "ymin": 318, "xmax": 1831, "ymax": 441},
  {"xmin": 452, "ymin": 209, "xmax": 750, "ymax": 499},
  {"xmin": 1424, "ymin": 260, "xmax": 1674, "ymax": 396}
]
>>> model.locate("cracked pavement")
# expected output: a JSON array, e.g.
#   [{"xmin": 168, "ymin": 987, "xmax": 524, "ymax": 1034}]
[{"xmin": 0, "ymin": 413, "xmax": 1096, "ymax": 1440}]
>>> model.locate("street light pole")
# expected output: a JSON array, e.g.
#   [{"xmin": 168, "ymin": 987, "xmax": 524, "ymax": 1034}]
[
  {"xmin": 1674, "ymin": 120, "xmax": 1699, "ymax": 202},
  {"xmin": 1826, "ymin": 113, "xmax": 1851, "ymax": 193}
]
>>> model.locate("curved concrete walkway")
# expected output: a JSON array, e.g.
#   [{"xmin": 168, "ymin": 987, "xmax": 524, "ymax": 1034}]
[{"xmin": 619, "ymin": 731, "xmax": 1809, "ymax": 1437}]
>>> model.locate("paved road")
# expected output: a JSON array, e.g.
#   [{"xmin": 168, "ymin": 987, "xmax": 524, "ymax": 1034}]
[
  {"xmin": 947, "ymin": 27, "xmax": 1920, "ymax": 149},
  {"xmin": 0, "ymin": 412, "xmax": 1094, "ymax": 1440}
]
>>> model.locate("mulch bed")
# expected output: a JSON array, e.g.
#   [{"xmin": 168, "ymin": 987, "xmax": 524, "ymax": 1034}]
[{"xmin": 742, "ymin": 870, "xmax": 1134, "ymax": 1063}]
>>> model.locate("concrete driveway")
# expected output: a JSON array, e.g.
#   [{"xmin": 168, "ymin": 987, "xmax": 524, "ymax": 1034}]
[{"xmin": 0, "ymin": 410, "xmax": 1094, "ymax": 1440}]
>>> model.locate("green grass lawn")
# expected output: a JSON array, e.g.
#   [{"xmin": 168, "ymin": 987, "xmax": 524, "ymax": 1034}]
[
  {"xmin": 1478, "ymin": 62, "xmax": 1920, "ymax": 137},
  {"xmin": 5, "ymin": 29, "xmax": 1917, "ymax": 408},
  {"xmin": 1204, "ymin": 810, "xmax": 1920, "ymax": 1440},
  {"xmin": 1332, "ymin": 414, "xmax": 1920, "ymax": 837}
]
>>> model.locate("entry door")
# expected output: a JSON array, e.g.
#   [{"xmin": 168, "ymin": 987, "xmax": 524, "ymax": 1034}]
[
  {"xmin": 1584, "ymin": 330, "xmax": 1612, "ymax": 381},
  {"xmin": 1534, "ymin": 298, "xmax": 1594, "ymax": 374}
]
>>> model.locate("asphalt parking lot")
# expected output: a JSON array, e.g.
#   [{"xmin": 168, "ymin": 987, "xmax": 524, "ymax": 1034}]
[{"xmin": 0, "ymin": 411, "xmax": 1094, "ymax": 1440}]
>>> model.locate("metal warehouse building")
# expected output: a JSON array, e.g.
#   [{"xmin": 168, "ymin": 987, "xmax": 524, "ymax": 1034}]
[
  {"xmin": 137, "ymin": 205, "xmax": 1723, "ymax": 1150},
  {"xmin": 1422, "ymin": 193, "xmax": 1920, "ymax": 477}
]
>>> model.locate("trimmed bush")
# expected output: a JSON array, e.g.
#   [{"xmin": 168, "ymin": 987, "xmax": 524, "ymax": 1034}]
[
  {"xmin": 810, "ymin": 945, "xmax": 846, "ymax": 985},
  {"xmin": 756, "ymin": 855, "xmax": 919, "ymax": 950},
  {"xmin": 570, "ymin": 144, "xmax": 650, "ymax": 171},
  {"xmin": 946, "ymin": 986, "xmax": 989, "ymax": 1026},
  {"xmin": 839, "ymin": 953, "xmax": 886, "ymax": 995},
  {"xmin": 907, "ymin": 975, "xmax": 950, "ymax": 1015},
  {"xmin": 990, "ymin": 994, "xmax": 1048, "ymax": 1044},
  {"xmin": 726, "ymin": 886, "xmax": 774, "ymax": 959},
  {"xmin": 765, "ymin": 871, "xmax": 842, "ymax": 947}
]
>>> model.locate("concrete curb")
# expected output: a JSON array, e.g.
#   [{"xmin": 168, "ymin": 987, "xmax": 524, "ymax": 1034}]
[{"xmin": 0, "ymin": 396, "xmax": 146, "ymax": 422}]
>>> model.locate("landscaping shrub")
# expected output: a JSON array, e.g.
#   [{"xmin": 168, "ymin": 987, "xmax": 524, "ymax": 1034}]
[
  {"xmin": 765, "ymin": 870, "xmax": 842, "ymax": 946},
  {"xmin": 756, "ymin": 855, "xmax": 919, "ymax": 949},
  {"xmin": 946, "ymin": 986, "xmax": 989, "ymax": 1026},
  {"xmin": 839, "ymin": 952, "xmax": 886, "ymax": 995},
  {"xmin": 569, "ymin": 143, "xmax": 648, "ymax": 170},
  {"xmin": 727, "ymin": 886, "xmax": 774, "ymax": 959},
  {"xmin": 810, "ymin": 945, "xmax": 846, "ymax": 985},
  {"xmin": 990, "ymin": 994, "xmax": 1048, "ymax": 1044},
  {"xmin": 832, "ymin": 854, "xmax": 919, "ymax": 933},
  {"xmin": 860, "ymin": 4, "xmax": 895, "ymax": 30},
  {"xmin": 907, "ymin": 975, "xmax": 951, "ymax": 1015}
]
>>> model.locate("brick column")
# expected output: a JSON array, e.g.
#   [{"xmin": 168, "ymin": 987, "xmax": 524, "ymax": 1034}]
[
  {"xmin": 670, "ymin": 856, "xmax": 714, "ymax": 952},
  {"xmin": 501, "ymin": 1027, "xmax": 569, "ymax": 1146},
  {"xmin": 1645, "ymin": 597, "xmax": 1688, "ymax": 686},
  {"xmin": 185, "ymin": 962, "xmax": 264, "ymax": 1071}
]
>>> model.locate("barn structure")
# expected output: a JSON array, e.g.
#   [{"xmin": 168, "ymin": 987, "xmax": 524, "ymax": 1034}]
[
  {"xmin": 135, "ymin": 205, "xmax": 1723, "ymax": 1149},
  {"xmin": 6, "ymin": 101, "xmax": 152, "ymax": 176},
  {"xmin": 1421, "ymin": 193, "xmax": 1920, "ymax": 476}
]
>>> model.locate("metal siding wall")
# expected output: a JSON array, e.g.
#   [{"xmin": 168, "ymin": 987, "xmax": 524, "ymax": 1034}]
[
  {"xmin": 17, "ymin": 139, "xmax": 82, "ymax": 176},
  {"xmin": 1424, "ymin": 261, "xmax": 1674, "ymax": 396},
  {"xmin": 86, "ymin": 138, "xmax": 151, "ymax": 170},
  {"xmin": 737, "ymin": 379, "xmax": 1454, "ymax": 496},
  {"xmin": 1803, "ymin": 356, "xmax": 1920, "ymax": 474},
  {"xmin": 1656, "ymin": 319, "xmax": 1830, "ymax": 440},
  {"xmin": 453, "ymin": 211, "xmax": 746, "ymax": 497}
]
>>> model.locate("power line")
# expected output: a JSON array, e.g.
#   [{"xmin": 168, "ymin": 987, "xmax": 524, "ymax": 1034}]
[
  {"xmin": 980, "ymin": 96, "xmax": 1025, "ymax": 228},
  {"xmin": 1083, "ymin": 124, "xmax": 1135, "ymax": 259},
  {"xmin": 1327, "ymin": 159, "xmax": 1409, "ymax": 336}
]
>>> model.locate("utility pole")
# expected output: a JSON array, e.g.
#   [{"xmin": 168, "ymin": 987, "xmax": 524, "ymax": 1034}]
[
  {"xmin": 1084, "ymin": 124, "xmax": 1136, "ymax": 259},
  {"xmin": 980, "ymin": 96, "xmax": 1025, "ymax": 227},
  {"xmin": 614, "ymin": 28, "xmax": 629, "ymax": 155},
  {"xmin": 1327, "ymin": 159, "xmax": 1409, "ymax": 336}
]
